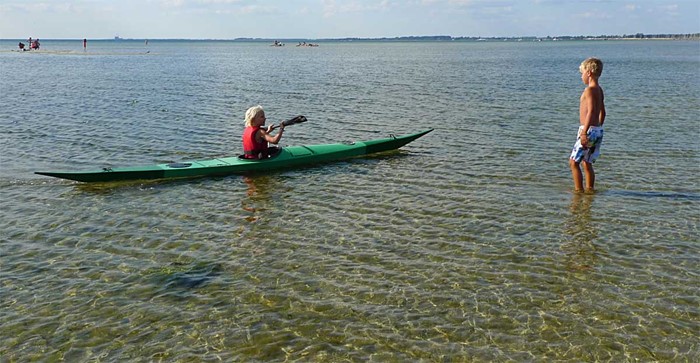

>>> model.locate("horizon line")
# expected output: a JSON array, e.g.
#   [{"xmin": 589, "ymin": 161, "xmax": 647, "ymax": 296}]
[{"xmin": 5, "ymin": 32, "xmax": 700, "ymax": 42}]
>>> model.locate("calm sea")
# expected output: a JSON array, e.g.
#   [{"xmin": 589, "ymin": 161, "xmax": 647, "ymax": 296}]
[{"xmin": 1, "ymin": 39, "xmax": 698, "ymax": 361}]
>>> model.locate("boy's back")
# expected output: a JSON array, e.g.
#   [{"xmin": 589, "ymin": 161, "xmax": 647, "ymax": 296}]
[
  {"xmin": 578, "ymin": 57, "xmax": 606, "ymax": 129},
  {"xmin": 580, "ymin": 84, "xmax": 605, "ymax": 127}
]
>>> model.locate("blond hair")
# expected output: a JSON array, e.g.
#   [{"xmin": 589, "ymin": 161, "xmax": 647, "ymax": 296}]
[
  {"xmin": 580, "ymin": 57, "xmax": 603, "ymax": 77},
  {"xmin": 244, "ymin": 105, "xmax": 264, "ymax": 127}
]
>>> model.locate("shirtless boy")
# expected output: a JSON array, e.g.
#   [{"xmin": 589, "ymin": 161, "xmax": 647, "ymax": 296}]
[{"xmin": 570, "ymin": 57, "xmax": 606, "ymax": 192}]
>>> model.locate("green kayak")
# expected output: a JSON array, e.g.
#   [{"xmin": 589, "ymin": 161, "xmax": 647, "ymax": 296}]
[{"xmin": 35, "ymin": 129, "xmax": 433, "ymax": 183}]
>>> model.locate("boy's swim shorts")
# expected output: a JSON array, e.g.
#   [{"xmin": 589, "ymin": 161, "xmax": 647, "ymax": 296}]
[{"xmin": 570, "ymin": 126, "xmax": 604, "ymax": 163}]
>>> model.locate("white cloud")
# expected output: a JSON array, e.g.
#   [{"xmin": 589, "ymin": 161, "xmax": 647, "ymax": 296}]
[
  {"xmin": 577, "ymin": 10, "xmax": 612, "ymax": 19},
  {"xmin": 660, "ymin": 4, "xmax": 679, "ymax": 15},
  {"xmin": 157, "ymin": 0, "xmax": 186, "ymax": 8},
  {"xmin": 448, "ymin": 0, "xmax": 473, "ymax": 5},
  {"xmin": 213, "ymin": 4, "xmax": 276, "ymax": 15},
  {"xmin": 198, "ymin": 0, "xmax": 243, "ymax": 4},
  {"xmin": 321, "ymin": 0, "xmax": 395, "ymax": 17},
  {"xmin": 0, "ymin": 2, "xmax": 73, "ymax": 13}
]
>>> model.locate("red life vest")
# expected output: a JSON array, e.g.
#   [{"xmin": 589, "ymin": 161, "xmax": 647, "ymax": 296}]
[{"xmin": 242, "ymin": 126, "xmax": 268, "ymax": 159}]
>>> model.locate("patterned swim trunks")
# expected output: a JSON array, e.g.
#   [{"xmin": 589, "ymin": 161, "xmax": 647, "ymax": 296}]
[{"xmin": 570, "ymin": 126, "xmax": 604, "ymax": 163}]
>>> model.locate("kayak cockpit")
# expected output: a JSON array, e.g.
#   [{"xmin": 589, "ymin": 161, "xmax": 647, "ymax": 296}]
[
  {"xmin": 166, "ymin": 162, "xmax": 194, "ymax": 168},
  {"xmin": 237, "ymin": 146, "xmax": 282, "ymax": 161}
]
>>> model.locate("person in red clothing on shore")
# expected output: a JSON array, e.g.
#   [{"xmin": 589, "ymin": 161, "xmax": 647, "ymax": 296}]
[{"xmin": 242, "ymin": 105, "xmax": 284, "ymax": 159}]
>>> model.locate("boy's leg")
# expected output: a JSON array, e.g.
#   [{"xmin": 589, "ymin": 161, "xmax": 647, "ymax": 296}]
[
  {"xmin": 569, "ymin": 158, "xmax": 584, "ymax": 192},
  {"xmin": 582, "ymin": 161, "xmax": 595, "ymax": 191}
]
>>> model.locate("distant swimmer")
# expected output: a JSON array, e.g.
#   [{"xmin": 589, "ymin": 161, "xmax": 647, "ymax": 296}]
[{"xmin": 18, "ymin": 42, "xmax": 25, "ymax": 50}]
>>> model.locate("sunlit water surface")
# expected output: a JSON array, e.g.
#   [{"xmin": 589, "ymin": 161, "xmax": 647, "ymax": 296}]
[{"xmin": 1, "ymin": 39, "xmax": 698, "ymax": 361}]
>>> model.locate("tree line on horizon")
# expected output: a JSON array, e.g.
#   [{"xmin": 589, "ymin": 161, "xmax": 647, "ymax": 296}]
[
  {"xmin": 532, "ymin": 33, "xmax": 700, "ymax": 40},
  {"xmin": 334, "ymin": 33, "xmax": 700, "ymax": 41}
]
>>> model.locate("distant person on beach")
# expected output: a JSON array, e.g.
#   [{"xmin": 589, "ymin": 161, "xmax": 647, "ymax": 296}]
[
  {"xmin": 18, "ymin": 42, "xmax": 25, "ymax": 50},
  {"xmin": 569, "ymin": 57, "xmax": 606, "ymax": 192},
  {"xmin": 83, "ymin": 38, "xmax": 87, "ymax": 50},
  {"xmin": 242, "ymin": 105, "xmax": 284, "ymax": 159}
]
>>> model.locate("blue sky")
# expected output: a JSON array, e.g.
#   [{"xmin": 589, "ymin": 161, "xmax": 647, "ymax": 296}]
[{"xmin": 1, "ymin": 0, "xmax": 698, "ymax": 39}]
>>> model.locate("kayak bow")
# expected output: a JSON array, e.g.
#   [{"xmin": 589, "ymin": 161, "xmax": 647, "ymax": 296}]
[{"xmin": 35, "ymin": 129, "xmax": 433, "ymax": 183}]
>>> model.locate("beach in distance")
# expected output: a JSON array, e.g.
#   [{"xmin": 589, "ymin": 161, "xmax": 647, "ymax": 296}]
[{"xmin": 0, "ymin": 39, "xmax": 698, "ymax": 361}]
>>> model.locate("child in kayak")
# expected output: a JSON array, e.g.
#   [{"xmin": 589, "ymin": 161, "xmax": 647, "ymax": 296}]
[
  {"xmin": 570, "ymin": 57, "xmax": 606, "ymax": 192},
  {"xmin": 242, "ymin": 105, "xmax": 284, "ymax": 159}
]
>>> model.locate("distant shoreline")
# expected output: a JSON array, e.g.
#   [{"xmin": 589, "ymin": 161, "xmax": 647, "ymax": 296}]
[{"xmin": 3, "ymin": 33, "xmax": 699, "ymax": 42}]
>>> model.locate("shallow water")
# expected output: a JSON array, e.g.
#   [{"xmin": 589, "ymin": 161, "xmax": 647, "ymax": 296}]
[{"xmin": 1, "ymin": 39, "xmax": 699, "ymax": 361}]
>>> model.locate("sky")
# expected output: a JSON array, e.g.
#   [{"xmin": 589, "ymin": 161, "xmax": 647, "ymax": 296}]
[{"xmin": 1, "ymin": 0, "xmax": 698, "ymax": 39}]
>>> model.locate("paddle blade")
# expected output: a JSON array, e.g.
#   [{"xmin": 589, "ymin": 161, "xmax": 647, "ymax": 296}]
[
  {"xmin": 281, "ymin": 115, "xmax": 307, "ymax": 127},
  {"xmin": 269, "ymin": 115, "xmax": 307, "ymax": 131}
]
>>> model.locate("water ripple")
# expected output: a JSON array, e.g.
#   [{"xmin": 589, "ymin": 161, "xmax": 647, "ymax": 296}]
[{"xmin": 1, "ymin": 40, "xmax": 699, "ymax": 361}]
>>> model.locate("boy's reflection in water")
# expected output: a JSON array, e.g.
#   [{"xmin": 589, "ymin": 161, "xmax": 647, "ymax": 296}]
[{"xmin": 563, "ymin": 193, "xmax": 601, "ymax": 272}]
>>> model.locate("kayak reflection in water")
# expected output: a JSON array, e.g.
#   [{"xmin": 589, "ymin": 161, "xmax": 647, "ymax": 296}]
[{"xmin": 242, "ymin": 105, "xmax": 285, "ymax": 160}]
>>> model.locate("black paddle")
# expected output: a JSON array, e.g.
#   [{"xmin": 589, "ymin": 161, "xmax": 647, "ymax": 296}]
[{"xmin": 268, "ymin": 115, "xmax": 307, "ymax": 131}]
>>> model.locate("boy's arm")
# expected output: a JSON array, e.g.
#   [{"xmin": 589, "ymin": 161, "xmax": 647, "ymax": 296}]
[
  {"xmin": 600, "ymin": 91, "xmax": 606, "ymax": 126},
  {"xmin": 580, "ymin": 87, "xmax": 596, "ymax": 145},
  {"xmin": 260, "ymin": 125, "xmax": 284, "ymax": 145}
]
